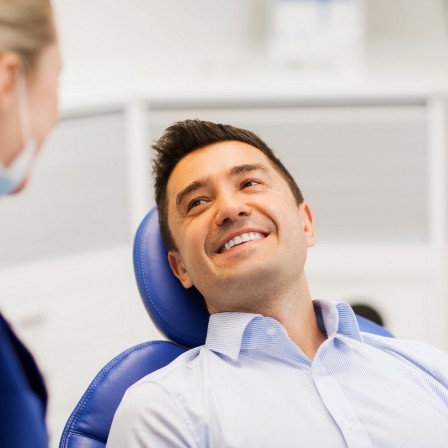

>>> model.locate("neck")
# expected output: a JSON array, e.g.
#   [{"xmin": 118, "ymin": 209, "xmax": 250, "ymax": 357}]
[
  {"xmin": 209, "ymin": 274, "xmax": 326, "ymax": 360},
  {"xmin": 273, "ymin": 300, "xmax": 326, "ymax": 360},
  {"xmin": 255, "ymin": 287, "xmax": 326, "ymax": 360}
]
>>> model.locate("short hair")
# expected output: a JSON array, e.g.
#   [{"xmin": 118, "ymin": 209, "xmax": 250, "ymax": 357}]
[
  {"xmin": 152, "ymin": 119, "xmax": 304, "ymax": 251},
  {"xmin": 0, "ymin": 0, "xmax": 55, "ymax": 74}
]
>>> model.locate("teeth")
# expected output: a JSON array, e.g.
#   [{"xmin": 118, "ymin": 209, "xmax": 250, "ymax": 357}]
[{"xmin": 223, "ymin": 232, "xmax": 264, "ymax": 253}]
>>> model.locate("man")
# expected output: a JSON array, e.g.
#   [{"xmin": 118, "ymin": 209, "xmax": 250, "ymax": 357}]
[{"xmin": 107, "ymin": 119, "xmax": 448, "ymax": 447}]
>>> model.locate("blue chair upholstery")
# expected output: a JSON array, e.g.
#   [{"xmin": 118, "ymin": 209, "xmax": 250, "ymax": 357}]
[
  {"xmin": 59, "ymin": 341, "xmax": 186, "ymax": 448},
  {"xmin": 60, "ymin": 206, "xmax": 393, "ymax": 448},
  {"xmin": 133, "ymin": 207, "xmax": 209, "ymax": 348}
]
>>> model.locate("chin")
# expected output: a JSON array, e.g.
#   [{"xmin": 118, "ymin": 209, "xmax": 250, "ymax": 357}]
[{"xmin": 223, "ymin": 265, "xmax": 276, "ymax": 290}]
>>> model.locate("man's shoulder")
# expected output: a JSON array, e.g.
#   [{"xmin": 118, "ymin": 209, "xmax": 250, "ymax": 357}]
[
  {"xmin": 361, "ymin": 332, "xmax": 448, "ymax": 385},
  {"xmin": 128, "ymin": 344, "xmax": 208, "ymax": 391},
  {"xmin": 361, "ymin": 331, "xmax": 443, "ymax": 355}
]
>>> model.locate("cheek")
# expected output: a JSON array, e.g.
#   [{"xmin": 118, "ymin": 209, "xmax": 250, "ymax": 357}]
[
  {"xmin": 182, "ymin": 233, "xmax": 202, "ymax": 263},
  {"xmin": 177, "ymin": 226, "xmax": 207, "ymax": 268},
  {"xmin": 29, "ymin": 87, "xmax": 59, "ymax": 143}
]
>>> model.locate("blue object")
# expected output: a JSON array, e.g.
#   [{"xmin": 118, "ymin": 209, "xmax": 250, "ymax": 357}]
[
  {"xmin": 0, "ymin": 314, "xmax": 48, "ymax": 447},
  {"xmin": 59, "ymin": 341, "xmax": 185, "ymax": 448},
  {"xmin": 133, "ymin": 207, "xmax": 209, "ymax": 348},
  {"xmin": 60, "ymin": 206, "xmax": 393, "ymax": 447}
]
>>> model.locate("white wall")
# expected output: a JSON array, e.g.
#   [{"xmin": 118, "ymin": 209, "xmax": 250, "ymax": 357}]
[
  {"xmin": 52, "ymin": 0, "xmax": 447, "ymax": 66},
  {"xmin": 53, "ymin": 0, "xmax": 264, "ymax": 85},
  {"xmin": 51, "ymin": 0, "xmax": 448, "ymax": 97},
  {"xmin": 367, "ymin": 0, "xmax": 448, "ymax": 42}
]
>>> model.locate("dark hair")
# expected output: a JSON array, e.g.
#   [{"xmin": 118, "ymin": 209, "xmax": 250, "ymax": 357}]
[{"xmin": 152, "ymin": 119, "xmax": 304, "ymax": 251}]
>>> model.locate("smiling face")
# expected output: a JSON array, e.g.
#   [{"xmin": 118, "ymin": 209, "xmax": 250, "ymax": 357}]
[{"xmin": 167, "ymin": 140, "xmax": 315, "ymax": 314}]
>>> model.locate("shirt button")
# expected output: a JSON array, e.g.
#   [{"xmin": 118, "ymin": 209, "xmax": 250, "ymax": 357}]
[
  {"xmin": 313, "ymin": 365, "xmax": 323, "ymax": 375},
  {"xmin": 343, "ymin": 419, "xmax": 353, "ymax": 430},
  {"xmin": 267, "ymin": 326, "xmax": 276, "ymax": 336}
]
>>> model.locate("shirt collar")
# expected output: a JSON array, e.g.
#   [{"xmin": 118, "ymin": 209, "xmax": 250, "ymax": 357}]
[
  {"xmin": 205, "ymin": 312, "xmax": 261, "ymax": 360},
  {"xmin": 314, "ymin": 300, "xmax": 363, "ymax": 342},
  {"xmin": 205, "ymin": 300, "xmax": 363, "ymax": 360}
]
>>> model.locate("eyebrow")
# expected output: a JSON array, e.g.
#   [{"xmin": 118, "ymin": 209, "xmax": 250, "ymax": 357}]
[
  {"xmin": 228, "ymin": 163, "xmax": 268, "ymax": 177},
  {"xmin": 175, "ymin": 163, "xmax": 269, "ymax": 210},
  {"xmin": 176, "ymin": 178, "xmax": 211, "ymax": 209}
]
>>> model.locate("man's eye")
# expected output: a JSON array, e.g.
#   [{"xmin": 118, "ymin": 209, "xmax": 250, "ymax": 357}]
[
  {"xmin": 241, "ymin": 179, "xmax": 260, "ymax": 188},
  {"xmin": 187, "ymin": 198, "xmax": 207, "ymax": 211}
]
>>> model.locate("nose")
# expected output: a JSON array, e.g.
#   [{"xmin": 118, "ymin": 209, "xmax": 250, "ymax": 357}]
[{"xmin": 214, "ymin": 191, "xmax": 252, "ymax": 226}]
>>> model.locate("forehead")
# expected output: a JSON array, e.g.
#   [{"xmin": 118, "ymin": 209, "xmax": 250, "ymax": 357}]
[{"xmin": 167, "ymin": 140, "xmax": 274, "ymax": 195}]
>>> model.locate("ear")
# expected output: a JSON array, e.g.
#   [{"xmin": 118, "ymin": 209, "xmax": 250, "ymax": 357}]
[
  {"xmin": 168, "ymin": 250, "xmax": 194, "ymax": 289},
  {"xmin": 300, "ymin": 202, "xmax": 316, "ymax": 247},
  {"xmin": 0, "ymin": 52, "xmax": 21, "ymax": 108}
]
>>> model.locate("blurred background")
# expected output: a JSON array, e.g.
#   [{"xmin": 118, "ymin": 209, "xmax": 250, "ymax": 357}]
[{"xmin": 0, "ymin": 1, "xmax": 447, "ymax": 446}]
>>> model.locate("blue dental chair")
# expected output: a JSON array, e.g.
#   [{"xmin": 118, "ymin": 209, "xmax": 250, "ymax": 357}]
[{"xmin": 59, "ymin": 207, "xmax": 393, "ymax": 448}]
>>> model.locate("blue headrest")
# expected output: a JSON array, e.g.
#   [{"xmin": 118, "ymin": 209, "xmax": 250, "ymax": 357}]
[
  {"xmin": 133, "ymin": 207, "xmax": 393, "ymax": 348},
  {"xmin": 133, "ymin": 207, "xmax": 209, "ymax": 348}
]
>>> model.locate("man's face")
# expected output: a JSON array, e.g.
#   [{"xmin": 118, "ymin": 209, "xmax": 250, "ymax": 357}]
[{"xmin": 166, "ymin": 141, "xmax": 315, "ymax": 313}]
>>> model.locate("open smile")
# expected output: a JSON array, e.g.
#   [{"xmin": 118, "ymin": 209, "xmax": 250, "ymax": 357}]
[{"xmin": 218, "ymin": 231, "xmax": 267, "ymax": 254}]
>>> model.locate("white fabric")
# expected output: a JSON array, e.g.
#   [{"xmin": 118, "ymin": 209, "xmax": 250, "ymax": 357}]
[{"xmin": 107, "ymin": 300, "xmax": 448, "ymax": 447}]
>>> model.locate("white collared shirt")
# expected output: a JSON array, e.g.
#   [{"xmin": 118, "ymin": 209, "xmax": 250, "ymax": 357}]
[{"xmin": 107, "ymin": 300, "xmax": 448, "ymax": 447}]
